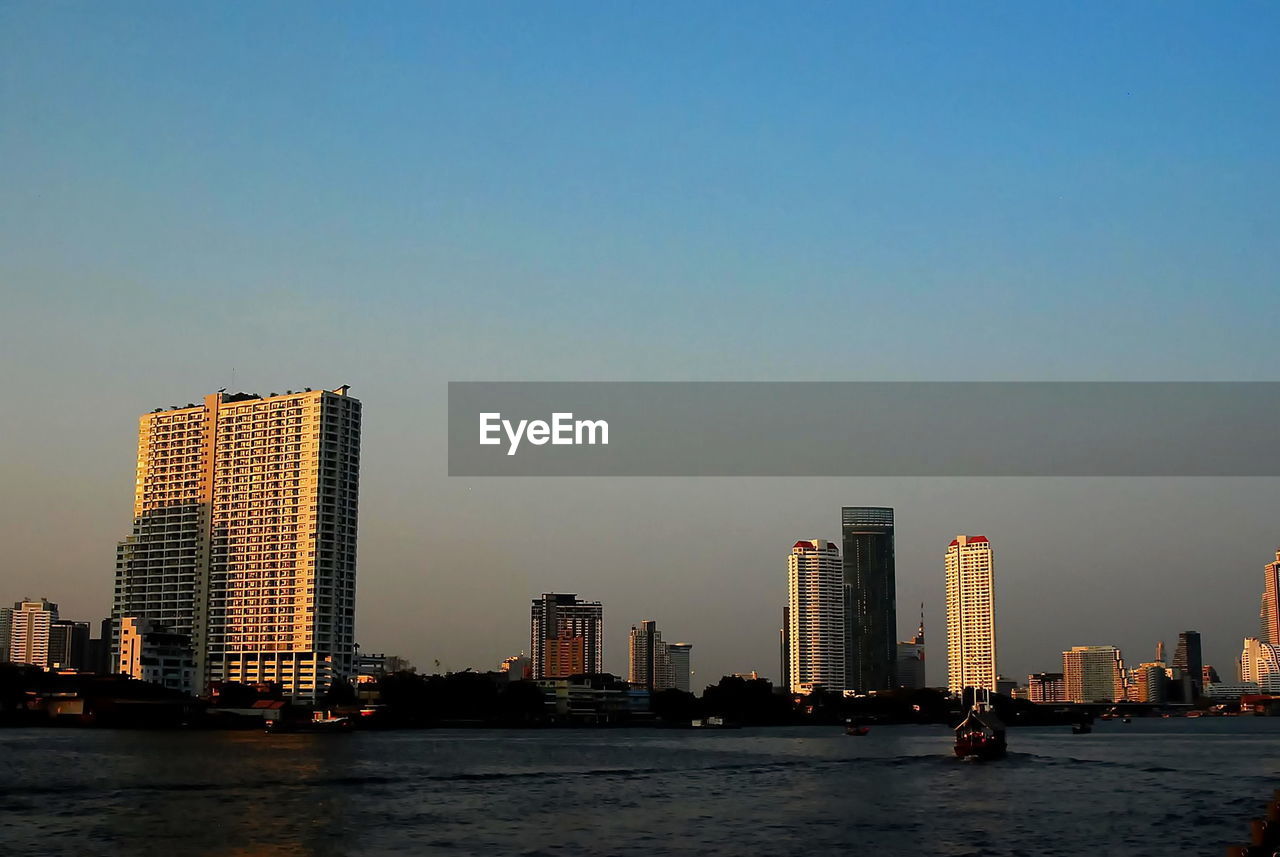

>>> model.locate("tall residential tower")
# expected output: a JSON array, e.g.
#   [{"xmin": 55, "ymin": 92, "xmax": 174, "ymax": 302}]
[
  {"xmin": 945, "ymin": 535, "xmax": 997, "ymax": 693},
  {"xmin": 114, "ymin": 387, "xmax": 361, "ymax": 700},
  {"xmin": 787, "ymin": 539, "xmax": 845, "ymax": 693}
]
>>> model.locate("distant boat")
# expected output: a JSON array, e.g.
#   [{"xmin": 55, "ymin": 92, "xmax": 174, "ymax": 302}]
[
  {"xmin": 690, "ymin": 716, "xmax": 739, "ymax": 729},
  {"xmin": 266, "ymin": 712, "xmax": 353, "ymax": 734},
  {"xmin": 845, "ymin": 720, "xmax": 870, "ymax": 736},
  {"xmin": 954, "ymin": 691, "xmax": 1006, "ymax": 761},
  {"xmin": 1071, "ymin": 722, "xmax": 1092, "ymax": 735}
]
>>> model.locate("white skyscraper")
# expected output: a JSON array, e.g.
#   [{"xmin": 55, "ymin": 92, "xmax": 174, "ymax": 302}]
[
  {"xmin": 946, "ymin": 535, "xmax": 996, "ymax": 694},
  {"xmin": 114, "ymin": 387, "xmax": 361, "ymax": 700},
  {"xmin": 1241, "ymin": 637, "xmax": 1280, "ymax": 693},
  {"xmin": 787, "ymin": 539, "xmax": 845, "ymax": 693},
  {"xmin": 9, "ymin": 599, "xmax": 58, "ymax": 669}
]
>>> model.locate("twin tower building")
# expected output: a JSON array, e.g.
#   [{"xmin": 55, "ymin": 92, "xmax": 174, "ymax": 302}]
[
  {"xmin": 113, "ymin": 387, "xmax": 361, "ymax": 701},
  {"xmin": 784, "ymin": 507, "xmax": 996, "ymax": 695}
]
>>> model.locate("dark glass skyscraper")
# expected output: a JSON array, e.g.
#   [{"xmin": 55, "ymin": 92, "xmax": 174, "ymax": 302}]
[
  {"xmin": 842, "ymin": 506, "xmax": 897, "ymax": 692},
  {"xmin": 1173, "ymin": 631, "xmax": 1203, "ymax": 697}
]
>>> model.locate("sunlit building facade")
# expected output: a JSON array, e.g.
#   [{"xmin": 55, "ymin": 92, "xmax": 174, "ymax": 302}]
[
  {"xmin": 945, "ymin": 535, "xmax": 996, "ymax": 693},
  {"xmin": 788, "ymin": 539, "xmax": 845, "ymax": 693},
  {"xmin": 1027, "ymin": 672, "xmax": 1067, "ymax": 703},
  {"xmin": 1263, "ymin": 550, "xmax": 1280, "ymax": 644},
  {"xmin": 8, "ymin": 599, "xmax": 57, "ymax": 669},
  {"xmin": 1241, "ymin": 637, "xmax": 1280, "ymax": 694},
  {"xmin": 1062, "ymin": 645, "xmax": 1126, "ymax": 703},
  {"xmin": 114, "ymin": 387, "xmax": 361, "ymax": 700}
]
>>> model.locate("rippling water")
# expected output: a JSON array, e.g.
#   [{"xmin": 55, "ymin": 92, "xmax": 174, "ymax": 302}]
[{"xmin": 2, "ymin": 719, "xmax": 1277, "ymax": 856}]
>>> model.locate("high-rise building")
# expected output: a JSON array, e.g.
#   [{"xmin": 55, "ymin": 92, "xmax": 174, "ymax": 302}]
[
  {"xmin": 114, "ymin": 387, "xmax": 361, "ymax": 701},
  {"xmin": 1062, "ymin": 646, "xmax": 1126, "ymax": 703},
  {"xmin": 779, "ymin": 606, "xmax": 790, "ymax": 692},
  {"xmin": 9, "ymin": 599, "xmax": 57, "ymax": 669},
  {"xmin": 0, "ymin": 606, "xmax": 11, "ymax": 662},
  {"xmin": 787, "ymin": 539, "xmax": 845, "ymax": 693},
  {"xmin": 1027, "ymin": 672, "xmax": 1067, "ymax": 703},
  {"xmin": 945, "ymin": 535, "xmax": 996, "ymax": 694},
  {"xmin": 1241, "ymin": 637, "xmax": 1280, "ymax": 693},
  {"xmin": 1173, "ymin": 631, "xmax": 1203, "ymax": 697},
  {"xmin": 48, "ymin": 620, "xmax": 90, "ymax": 671},
  {"xmin": 667, "ymin": 642, "xmax": 692, "ymax": 693},
  {"xmin": 842, "ymin": 507, "xmax": 896, "ymax": 692},
  {"xmin": 896, "ymin": 605, "xmax": 926, "ymax": 689},
  {"xmin": 1263, "ymin": 550, "xmax": 1280, "ymax": 644},
  {"xmin": 1203, "ymin": 664, "xmax": 1221, "ymax": 686},
  {"xmin": 628, "ymin": 620, "xmax": 675, "ymax": 690},
  {"xmin": 530, "ymin": 593, "xmax": 603, "ymax": 679},
  {"xmin": 1127, "ymin": 661, "xmax": 1168, "ymax": 703}
]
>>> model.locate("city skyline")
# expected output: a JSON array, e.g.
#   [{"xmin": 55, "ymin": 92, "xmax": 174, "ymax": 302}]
[{"xmin": 3, "ymin": 3, "xmax": 1279, "ymax": 691}]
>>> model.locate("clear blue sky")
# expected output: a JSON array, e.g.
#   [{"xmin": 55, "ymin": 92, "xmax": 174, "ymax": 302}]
[{"xmin": 2, "ymin": 3, "xmax": 1278, "ymax": 683}]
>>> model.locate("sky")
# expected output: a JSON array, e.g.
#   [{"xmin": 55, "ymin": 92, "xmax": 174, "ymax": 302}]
[{"xmin": 1, "ymin": 2, "xmax": 1278, "ymax": 686}]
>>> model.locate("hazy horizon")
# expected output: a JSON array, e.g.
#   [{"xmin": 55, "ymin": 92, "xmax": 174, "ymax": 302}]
[{"xmin": 2, "ymin": 3, "xmax": 1278, "ymax": 689}]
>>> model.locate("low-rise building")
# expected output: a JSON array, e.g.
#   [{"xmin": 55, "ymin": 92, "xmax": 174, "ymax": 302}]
[{"xmin": 118, "ymin": 617, "xmax": 196, "ymax": 695}]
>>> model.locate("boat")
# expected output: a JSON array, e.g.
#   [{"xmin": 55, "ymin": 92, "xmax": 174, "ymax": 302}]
[
  {"xmin": 265, "ymin": 711, "xmax": 354, "ymax": 734},
  {"xmin": 845, "ymin": 720, "xmax": 870, "ymax": 736},
  {"xmin": 690, "ymin": 715, "xmax": 739, "ymax": 729},
  {"xmin": 954, "ymin": 691, "xmax": 1006, "ymax": 761},
  {"xmin": 1071, "ymin": 722, "xmax": 1092, "ymax": 734}
]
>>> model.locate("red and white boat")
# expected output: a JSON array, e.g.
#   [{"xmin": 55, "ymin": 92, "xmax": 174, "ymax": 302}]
[{"xmin": 953, "ymin": 691, "xmax": 1006, "ymax": 761}]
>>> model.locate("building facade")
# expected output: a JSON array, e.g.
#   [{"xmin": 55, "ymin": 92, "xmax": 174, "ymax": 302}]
[
  {"xmin": 787, "ymin": 539, "xmax": 845, "ymax": 693},
  {"xmin": 49, "ymin": 620, "xmax": 90, "ymax": 671},
  {"xmin": 945, "ymin": 535, "xmax": 996, "ymax": 693},
  {"xmin": 114, "ymin": 387, "xmax": 361, "ymax": 700},
  {"xmin": 1127, "ymin": 661, "xmax": 1168, "ymax": 703},
  {"xmin": 1241, "ymin": 637, "xmax": 1280, "ymax": 693},
  {"xmin": 530, "ymin": 593, "xmax": 603, "ymax": 679},
  {"xmin": 1263, "ymin": 550, "xmax": 1280, "ymax": 644},
  {"xmin": 896, "ymin": 606, "xmax": 926, "ymax": 689},
  {"xmin": 667, "ymin": 642, "xmax": 692, "ymax": 693},
  {"xmin": 118, "ymin": 616, "xmax": 196, "ymax": 695},
  {"xmin": 9, "ymin": 599, "xmax": 57, "ymax": 669},
  {"xmin": 628, "ymin": 620, "xmax": 675, "ymax": 691},
  {"xmin": 842, "ymin": 507, "xmax": 897, "ymax": 693},
  {"xmin": 1173, "ymin": 631, "xmax": 1203, "ymax": 698},
  {"xmin": 1062, "ymin": 646, "xmax": 1126, "ymax": 702},
  {"xmin": 1027, "ymin": 672, "xmax": 1067, "ymax": 703}
]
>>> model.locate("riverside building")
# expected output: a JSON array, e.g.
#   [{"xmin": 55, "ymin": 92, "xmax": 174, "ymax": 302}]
[
  {"xmin": 842, "ymin": 507, "xmax": 897, "ymax": 693},
  {"xmin": 530, "ymin": 593, "xmax": 603, "ymax": 678},
  {"xmin": 787, "ymin": 539, "xmax": 845, "ymax": 693},
  {"xmin": 113, "ymin": 387, "xmax": 361, "ymax": 700},
  {"xmin": 945, "ymin": 535, "xmax": 997, "ymax": 693}
]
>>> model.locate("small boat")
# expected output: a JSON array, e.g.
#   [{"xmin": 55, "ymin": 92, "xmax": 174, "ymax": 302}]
[
  {"xmin": 266, "ymin": 712, "xmax": 354, "ymax": 734},
  {"xmin": 690, "ymin": 715, "xmax": 739, "ymax": 729},
  {"xmin": 845, "ymin": 720, "xmax": 870, "ymax": 736},
  {"xmin": 1121, "ymin": 716, "xmax": 1132, "ymax": 724},
  {"xmin": 954, "ymin": 691, "xmax": 1006, "ymax": 761},
  {"xmin": 1071, "ymin": 722, "xmax": 1092, "ymax": 735}
]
